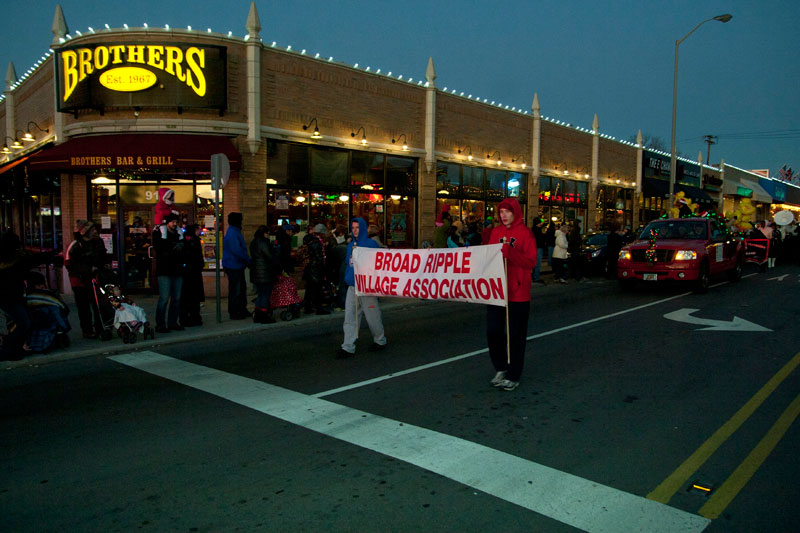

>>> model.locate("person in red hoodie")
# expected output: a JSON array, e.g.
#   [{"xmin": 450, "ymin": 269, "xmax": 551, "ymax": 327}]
[{"xmin": 486, "ymin": 197, "xmax": 537, "ymax": 391}]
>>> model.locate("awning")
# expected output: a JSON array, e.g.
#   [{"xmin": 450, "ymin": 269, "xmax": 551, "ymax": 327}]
[
  {"xmin": 0, "ymin": 155, "xmax": 30, "ymax": 176},
  {"xmin": 27, "ymin": 134, "xmax": 241, "ymax": 172},
  {"xmin": 676, "ymin": 184, "xmax": 716, "ymax": 205},
  {"xmin": 740, "ymin": 179, "xmax": 772, "ymax": 204},
  {"xmin": 722, "ymin": 177, "xmax": 773, "ymax": 203}
]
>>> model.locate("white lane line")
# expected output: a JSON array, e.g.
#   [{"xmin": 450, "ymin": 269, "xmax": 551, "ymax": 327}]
[
  {"xmin": 314, "ymin": 290, "xmax": 692, "ymax": 398},
  {"xmin": 109, "ymin": 351, "xmax": 709, "ymax": 533}
]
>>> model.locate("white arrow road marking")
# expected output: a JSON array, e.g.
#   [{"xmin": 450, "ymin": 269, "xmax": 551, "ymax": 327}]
[
  {"xmin": 767, "ymin": 274, "xmax": 788, "ymax": 281},
  {"xmin": 110, "ymin": 351, "xmax": 710, "ymax": 533},
  {"xmin": 664, "ymin": 308, "xmax": 772, "ymax": 331}
]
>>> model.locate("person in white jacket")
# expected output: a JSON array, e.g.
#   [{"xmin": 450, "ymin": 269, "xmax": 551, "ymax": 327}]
[{"xmin": 552, "ymin": 223, "xmax": 570, "ymax": 283}]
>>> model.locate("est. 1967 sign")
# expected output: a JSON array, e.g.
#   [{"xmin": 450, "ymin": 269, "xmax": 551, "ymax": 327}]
[{"xmin": 56, "ymin": 42, "xmax": 227, "ymax": 113}]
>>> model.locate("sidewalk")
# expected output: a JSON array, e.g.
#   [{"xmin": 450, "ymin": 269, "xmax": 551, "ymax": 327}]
[
  {"xmin": 4, "ymin": 261, "xmax": 558, "ymax": 370},
  {"xmin": 2, "ymin": 292, "xmax": 425, "ymax": 370}
]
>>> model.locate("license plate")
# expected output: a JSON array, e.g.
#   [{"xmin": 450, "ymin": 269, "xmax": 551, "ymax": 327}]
[{"xmin": 643, "ymin": 273, "xmax": 658, "ymax": 281}]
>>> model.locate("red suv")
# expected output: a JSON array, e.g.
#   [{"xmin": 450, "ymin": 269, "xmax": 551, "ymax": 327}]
[{"xmin": 617, "ymin": 217, "xmax": 743, "ymax": 293}]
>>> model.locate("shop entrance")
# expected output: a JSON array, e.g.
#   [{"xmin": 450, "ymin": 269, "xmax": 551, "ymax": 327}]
[{"xmin": 92, "ymin": 179, "xmax": 217, "ymax": 294}]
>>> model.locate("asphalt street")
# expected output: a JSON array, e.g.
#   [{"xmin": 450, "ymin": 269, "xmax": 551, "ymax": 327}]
[{"xmin": 2, "ymin": 264, "xmax": 799, "ymax": 532}]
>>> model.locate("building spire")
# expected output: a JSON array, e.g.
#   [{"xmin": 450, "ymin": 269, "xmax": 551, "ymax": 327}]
[
  {"xmin": 52, "ymin": 4, "xmax": 68, "ymax": 46},
  {"xmin": 425, "ymin": 57, "xmax": 436, "ymax": 87},
  {"xmin": 6, "ymin": 62, "xmax": 17, "ymax": 91},
  {"xmin": 246, "ymin": 1, "xmax": 261, "ymax": 40}
]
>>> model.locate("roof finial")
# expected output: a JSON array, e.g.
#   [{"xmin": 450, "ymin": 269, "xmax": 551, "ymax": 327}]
[
  {"xmin": 6, "ymin": 62, "xmax": 17, "ymax": 90},
  {"xmin": 52, "ymin": 4, "xmax": 69, "ymax": 46},
  {"xmin": 246, "ymin": 2, "xmax": 261, "ymax": 40},
  {"xmin": 426, "ymin": 57, "xmax": 436, "ymax": 86}
]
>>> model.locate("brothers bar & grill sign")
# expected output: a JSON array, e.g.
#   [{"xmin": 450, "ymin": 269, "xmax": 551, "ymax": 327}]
[{"xmin": 56, "ymin": 42, "xmax": 227, "ymax": 113}]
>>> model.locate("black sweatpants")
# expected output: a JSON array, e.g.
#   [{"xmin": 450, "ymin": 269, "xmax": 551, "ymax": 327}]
[{"xmin": 486, "ymin": 301, "xmax": 530, "ymax": 382}]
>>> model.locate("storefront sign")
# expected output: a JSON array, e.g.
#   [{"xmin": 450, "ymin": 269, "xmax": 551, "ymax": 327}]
[
  {"xmin": 352, "ymin": 244, "xmax": 507, "ymax": 307},
  {"xmin": 56, "ymin": 42, "xmax": 226, "ymax": 112}
]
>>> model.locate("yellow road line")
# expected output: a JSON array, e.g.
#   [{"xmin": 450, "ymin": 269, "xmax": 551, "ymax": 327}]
[
  {"xmin": 699, "ymin": 391, "xmax": 800, "ymax": 519},
  {"xmin": 647, "ymin": 350, "xmax": 800, "ymax": 504}
]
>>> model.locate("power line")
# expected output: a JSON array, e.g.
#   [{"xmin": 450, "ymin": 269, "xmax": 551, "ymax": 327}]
[{"xmin": 680, "ymin": 129, "xmax": 800, "ymax": 143}]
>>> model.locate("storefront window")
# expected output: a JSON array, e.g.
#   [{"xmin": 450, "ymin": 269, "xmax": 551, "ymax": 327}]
[
  {"xmin": 386, "ymin": 196, "xmax": 414, "ymax": 249},
  {"xmin": 312, "ymin": 147, "xmax": 350, "ymax": 188},
  {"xmin": 266, "ymin": 141, "xmax": 417, "ymax": 248},
  {"xmin": 486, "ymin": 169, "xmax": 505, "ymax": 201},
  {"xmin": 309, "ymin": 192, "xmax": 350, "ymax": 228},
  {"xmin": 463, "ymin": 166, "xmax": 485, "ymax": 199},
  {"xmin": 436, "ymin": 162, "xmax": 460, "ymax": 196},
  {"xmin": 352, "ymin": 152, "xmax": 385, "ymax": 192},
  {"xmin": 352, "ymin": 192, "xmax": 384, "ymax": 238},
  {"xmin": 22, "ymin": 173, "xmax": 62, "ymax": 253},
  {"xmin": 386, "ymin": 156, "xmax": 416, "ymax": 195}
]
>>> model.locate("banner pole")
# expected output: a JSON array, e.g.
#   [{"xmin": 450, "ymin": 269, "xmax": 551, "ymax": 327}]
[
  {"xmin": 353, "ymin": 244, "xmax": 359, "ymax": 341},
  {"xmin": 504, "ymin": 257, "xmax": 510, "ymax": 365}
]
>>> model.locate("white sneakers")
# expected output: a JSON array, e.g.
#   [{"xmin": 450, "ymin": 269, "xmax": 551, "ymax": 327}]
[
  {"xmin": 490, "ymin": 371, "xmax": 519, "ymax": 391},
  {"xmin": 497, "ymin": 379, "xmax": 519, "ymax": 391},
  {"xmin": 490, "ymin": 371, "xmax": 506, "ymax": 386}
]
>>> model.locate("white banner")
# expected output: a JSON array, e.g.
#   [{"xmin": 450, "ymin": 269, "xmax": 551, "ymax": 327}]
[{"xmin": 352, "ymin": 244, "xmax": 507, "ymax": 307}]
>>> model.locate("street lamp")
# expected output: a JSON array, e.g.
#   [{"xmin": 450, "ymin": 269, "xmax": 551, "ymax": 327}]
[{"xmin": 668, "ymin": 14, "xmax": 732, "ymax": 212}]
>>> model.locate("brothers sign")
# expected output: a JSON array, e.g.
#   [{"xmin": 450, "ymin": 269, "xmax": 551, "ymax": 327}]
[
  {"xmin": 352, "ymin": 244, "xmax": 507, "ymax": 307},
  {"xmin": 56, "ymin": 42, "xmax": 227, "ymax": 112}
]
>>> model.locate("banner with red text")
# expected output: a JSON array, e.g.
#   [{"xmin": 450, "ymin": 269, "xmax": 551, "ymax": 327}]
[{"xmin": 352, "ymin": 244, "xmax": 507, "ymax": 307}]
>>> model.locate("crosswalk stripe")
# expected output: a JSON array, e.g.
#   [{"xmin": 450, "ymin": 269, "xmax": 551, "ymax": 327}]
[{"xmin": 110, "ymin": 351, "xmax": 709, "ymax": 532}]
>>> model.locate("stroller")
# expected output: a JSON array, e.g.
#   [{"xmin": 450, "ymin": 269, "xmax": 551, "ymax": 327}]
[
  {"xmin": 92, "ymin": 269, "xmax": 154, "ymax": 343},
  {"xmin": 270, "ymin": 274, "xmax": 303, "ymax": 321}
]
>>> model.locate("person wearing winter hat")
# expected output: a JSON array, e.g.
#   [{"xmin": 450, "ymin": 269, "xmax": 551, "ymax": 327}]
[
  {"xmin": 152, "ymin": 212, "xmax": 185, "ymax": 332},
  {"xmin": 485, "ymin": 197, "xmax": 537, "ymax": 391},
  {"xmin": 65, "ymin": 219, "xmax": 107, "ymax": 339},
  {"xmin": 222, "ymin": 212, "xmax": 251, "ymax": 319},
  {"xmin": 433, "ymin": 206, "xmax": 452, "ymax": 248}
]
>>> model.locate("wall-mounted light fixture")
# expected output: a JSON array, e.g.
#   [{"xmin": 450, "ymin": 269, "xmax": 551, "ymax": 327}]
[
  {"xmin": 2, "ymin": 136, "xmax": 23, "ymax": 154},
  {"xmin": 512, "ymin": 155, "xmax": 527, "ymax": 169},
  {"xmin": 302, "ymin": 118, "xmax": 322, "ymax": 139},
  {"xmin": 487, "ymin": 150, "xmax": 502, "ymax": 166},
  {"xmin": 392, "ymin": 133, "xmax": 409, "ymax": 151},
  {"xmin": 351, "ymin": 126, "xmax": 368, "ymax": 146},
  {"xmin": 457, "ymin": 145, "xmax": 473, "ymax": 161},
  {"xmin": 21, "ymin": 121, "xmax": 49, "ymax": 142}
]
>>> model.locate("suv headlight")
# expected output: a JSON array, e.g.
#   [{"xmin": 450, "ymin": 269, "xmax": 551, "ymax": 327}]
[
  {"xmin": 674, "ymin": 250, "xmax": 697, "ymax": 261},
  {"xmin": 592, "ymin": 249, "xmax": 602, "ymax": 258},
  {"xmin": 619, "ymin": 250, "xmax": 631, "ymax": 261}
]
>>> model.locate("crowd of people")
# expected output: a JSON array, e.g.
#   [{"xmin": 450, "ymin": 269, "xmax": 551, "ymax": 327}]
[{"xmin": 4, "ymin": 199, "xmax": 800, "ymax": 395}]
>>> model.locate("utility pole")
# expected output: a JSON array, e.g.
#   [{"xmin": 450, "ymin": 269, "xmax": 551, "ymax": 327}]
[{"xmin": 703, "ymin": 135, "xmax": 717, "ymax": 166}]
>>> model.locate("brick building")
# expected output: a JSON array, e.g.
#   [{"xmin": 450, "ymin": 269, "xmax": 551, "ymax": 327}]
[{"xmin": 1, "ymin": 3, "xmax": 730, "ymax": 295}]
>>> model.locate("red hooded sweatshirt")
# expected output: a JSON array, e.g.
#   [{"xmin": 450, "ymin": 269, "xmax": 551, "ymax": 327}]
[{"xmin": 488, "ymin": 198, "xmax": 537, "ymax": 302}]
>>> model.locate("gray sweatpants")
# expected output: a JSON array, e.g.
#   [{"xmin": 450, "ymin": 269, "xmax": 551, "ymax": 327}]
[{"xmin": 341, "ymin": 286, "xmax": 387, "ymax": 353}]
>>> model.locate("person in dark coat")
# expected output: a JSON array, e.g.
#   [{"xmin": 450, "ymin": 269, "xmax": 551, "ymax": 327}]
[
  {"xmin": 567, "ymin": 220, "xmax": 584, "ymax": 281},
  {"xmin": 1, "ymin": 232, "xmax": 33, "ymax": 360},
  {"xmin": 249, "ymin": 225, "xmax": 281, "ymax": 324},
  {"xmin": 531, "ymin": 216, "xmax": 546, "ymax": 284},
  {"xmin": 65, "ymin": 220, "xmax": 107, "ymax": 339},
  {"xmin": 326, "ymin": 225, "xmax": 348, "ymax": 310},
  {"xmin": 275, "ymin": 222, "xmax": 295, "ymax": 274},
  {"xmin": 222, "ymin": 212, "xmax": 250, "ymax": 320},
  {"xmin": 180, "ymin": 224, "xmax": 205, "ymax": 327},
  {"xmin": 152, "ymin": 213, "xmax": 185, "ymax": 332},
  {"xmin": 302, "ymin": 223, "xmax": 330, "ymax": 315}
]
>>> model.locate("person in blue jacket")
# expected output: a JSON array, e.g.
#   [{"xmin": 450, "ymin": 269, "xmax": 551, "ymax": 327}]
[
  {"xmin": 222, "ymin": 212, "xmax": 251, "ymax": 320},
  {"xmin": 336, "ymin": 217, "xmax": 388, "ymax": 358}
]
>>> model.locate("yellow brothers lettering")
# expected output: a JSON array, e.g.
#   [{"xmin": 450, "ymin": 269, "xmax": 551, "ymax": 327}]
[{"xmin": 62, "ymin": 44, "xmax": 209, "ymax": 102}]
